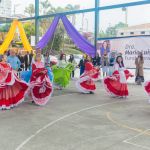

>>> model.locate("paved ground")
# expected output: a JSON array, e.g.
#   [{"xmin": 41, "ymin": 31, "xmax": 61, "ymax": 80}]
[{"xmin": 0, "ymin": 81, "xmax": 150, "ymax": 150}]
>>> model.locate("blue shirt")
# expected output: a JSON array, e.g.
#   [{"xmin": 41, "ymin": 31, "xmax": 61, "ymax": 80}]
[
  {"xmin": 7, "ymin": 56, "xmax": 21, "ymax": 70},
  {"xmin": 100, "ymin": 47, "xmax": 110, "ymax": 56}
]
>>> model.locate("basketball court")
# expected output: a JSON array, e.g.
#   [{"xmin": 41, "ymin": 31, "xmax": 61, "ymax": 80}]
[{"xmin": 0, "ymin": 81, "xmax": 150, "ymax": 150}]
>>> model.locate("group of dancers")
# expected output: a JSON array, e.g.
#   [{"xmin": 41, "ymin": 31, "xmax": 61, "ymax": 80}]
[{"xmin": 0, "ymin": 50, "xmax": 150, "ymax": 110}]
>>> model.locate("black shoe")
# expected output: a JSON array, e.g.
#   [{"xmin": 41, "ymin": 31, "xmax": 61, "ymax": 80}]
[{"xmin": 89, "ymin": 91, "xmax": 94, "ymax": 94}]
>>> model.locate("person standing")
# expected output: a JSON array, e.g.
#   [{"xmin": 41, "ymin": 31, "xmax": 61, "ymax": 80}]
[
  {"xmin": 44, "ymin": 52, "xmax": 51, "ymax": 67},
  {"xmin": 92, "ymin": 53, "xmax": 101, "ymax": 67},
  {"xmin": 68, "ymin": 54, "xmax": 76, "ymax": 78},
  {"xmin": 24, "ymin": 51, "xmax": 33, "ymax": 71},
  {"xmin": 44, "ymin": 52, "xmax": 54, "ymax": 82},
  {"xmin": 135, "ymin": 52, "xmax": 144, "ymax": 85},
  {"xmin": 108, "ymin": 52, "xmax": 116, "ymax": 76},
  {"xmin": 18, "ymin": 51, "xmax": 25, "ymax": 71},
  {"xmin": 78, "ymin": 55, "xmax": 88, "ymax": 76},
  {"xmin": 7, "ymin": 49, "xmax": 21, "ymax": 75},
  {"xmin": 101, "ymin": 51, "xmax": 109, "ymax": 77},
  {"xmin": 100, "ymin": 41, "xmax": 110, "ymax": 56}
]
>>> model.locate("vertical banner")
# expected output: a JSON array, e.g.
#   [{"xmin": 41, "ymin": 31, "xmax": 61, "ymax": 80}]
[{"xmin": 98, "ymin": 36, "xmax": 150, "ymax": 68}]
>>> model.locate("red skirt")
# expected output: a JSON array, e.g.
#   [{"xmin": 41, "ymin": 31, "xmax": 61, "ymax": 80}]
[
  {"xmin": 103, "ymin": 77, "xmax": 128, "ymax": 97},
  {"xmin": 144, "ymin": 81, "xmax": 150, "ymax": 96},
  {"xmin": 76, "ymin": 76, "xmax": 96, "ymax": 93},
  {"xmin": 0, "ymin": 79, "xmax": 28, "ymax": 109},
  {"xmin": 31, "ymin": 81, "xmax": 53, "ymax": 106}
]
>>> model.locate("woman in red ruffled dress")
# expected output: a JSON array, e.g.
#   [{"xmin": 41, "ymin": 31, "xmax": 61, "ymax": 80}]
[
  {"xmin": 76, "ymin": 61, "xmax": 100, "ymax": 94},
  {"xmin": 144, "ymin": 81, "xmax": 150, "ymax": 103},
  {"xmin": 29, "ymin": 54, "xmax": 53, "ymax": 106},
  {"xmin": 103, "ymin": 56, "xmax": 133, "ymax": 98},
  {"xmin": 0, "ymin": 55, "xmax": 28, "ymax": 110}
]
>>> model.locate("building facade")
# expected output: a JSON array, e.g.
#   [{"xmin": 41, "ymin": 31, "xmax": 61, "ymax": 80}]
[
  {"xmin": 0, "ymin": 0, "xmax": 12, "ymax": 17},
  {"xmin": 117, "ymin": 23, "xmax": 150, "ymax": 37}
]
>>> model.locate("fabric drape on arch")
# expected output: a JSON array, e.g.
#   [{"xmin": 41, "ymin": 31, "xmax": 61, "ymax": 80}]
[
  {"xmin": 17, "ymin": 21, "xmax": 32, "ymax": 52},
  {"xmin": 36, "ymin": 15, "xmax": 96, "ymax": 57},
  {"xmin": 0, "ymin": 20, "xmax": 32, "ymax": 54}
]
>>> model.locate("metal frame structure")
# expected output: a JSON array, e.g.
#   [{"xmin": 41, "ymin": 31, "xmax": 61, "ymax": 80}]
[{"xmin": 2, "ymin": 0, "xmax": 150, "ymax": 46}]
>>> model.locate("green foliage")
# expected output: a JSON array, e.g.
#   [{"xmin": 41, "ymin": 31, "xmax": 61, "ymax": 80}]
[
  {"xmin": 106, "ymin": 26, "xmax": 117, "ymax": 37},
  {"xmin": 115, "ymin": 22, "xmax": 128, "ymax": 29},
  {"xmin": 99, "ymin": 22, "xmax": 128, "ymax": 38},
  {"xmin": 24, "ymin": 1, "xmax": 81, "ymax": 53},
  {"xmin": 45, "ymin": 23, "xmax": 65, "ymax": 52},
  {"xmin": 0, "ymin": 24, "xmax": 11, "ymax": 32},
  {"xmin": 24, "ymin": 4, "xmax": 35, "ymax": 17},
  {"xmin": 99, "ymin": 30, "xmax": 107, "ymax": 38},
  {"xmin": 38, "ymin": 0, "xmax": 80, "ymax": 52},
  {"xmin": 23, "ymin": 22, "xmax": 35, "ymax": 42}
]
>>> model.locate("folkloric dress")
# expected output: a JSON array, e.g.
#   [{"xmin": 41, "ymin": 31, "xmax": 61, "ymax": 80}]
[
  {"xmin": 0, "ymin": 62, "xmax": 28, "ymax": 109},
  {"xmin": 144, "ymin": 81, "xmax": 150, "ymax": 102},
  {"xmin": 21, "ymin": 55, "xmax": 53, "ymax": 83},
  {"xmin": 103, "ymin": 63, "xmax": 132, "ymax": 98},
  {"xmin": 30, "ymin": 62, "xmax": 53, "ymax": 106},
  {"xmin": 52, "ymin": 60, "xmax": 74, "ymax": 88},
  {"xmin": 76, "ymin": 62, "xmax": 100, "ymax": 93}
]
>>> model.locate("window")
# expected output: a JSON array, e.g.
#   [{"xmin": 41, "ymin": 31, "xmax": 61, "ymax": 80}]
[
  {"xmin": 130, "ymin": 32, "xmax": 134, "ymax": 35},
  {"xmin": 141, "ymin": 31, "xmax": 145, "ymax": 34}
]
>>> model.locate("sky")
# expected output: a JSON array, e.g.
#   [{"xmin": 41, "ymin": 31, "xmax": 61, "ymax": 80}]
[{"xmin": 11, "ymin": 0, "xmax": 150, "ymax": 32}]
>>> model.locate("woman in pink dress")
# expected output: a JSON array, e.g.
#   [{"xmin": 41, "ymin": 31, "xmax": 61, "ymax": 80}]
[
  {"xmin": 76, "ymin": 61, "xmax": 100, "ymax": 94},
  {"xmin": 0, "ymin": 55, "xmax": 28, "ymax": 110},
  {"xmin": 30, "ymin": 54, "xmax": 53, "ymax": 106},
  {"xmin": 103, "ymin": 56, "xmax": 133, "ymax": 98}
]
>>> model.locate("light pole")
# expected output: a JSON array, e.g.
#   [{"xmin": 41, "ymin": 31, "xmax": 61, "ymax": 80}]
[
  {"xmin": 85, "ymin": 18, "xmax": 88, "ymax": 32},
  {"xmin": 82, "ymin": 13, "xmax": 85, "ymax": 32},
  {"xmin": 95, "ymin": 0, "xmax": 99, "ymax": 54},
  {"xmin": 14, "ymin": 4, "xmax": 20, "ymax": 16},
  {"xmin": 122, "ymin": 7, "xmax": 128, "ymax": 25}
]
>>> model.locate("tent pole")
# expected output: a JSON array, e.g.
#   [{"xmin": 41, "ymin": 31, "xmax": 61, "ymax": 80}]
[
  {"xmin": 95, "ymin": 0, "xmax": 99, "ymax": 56},
  {"xmin": 35, "ymin": 0, "xmax": 40, "ymax": 46}
]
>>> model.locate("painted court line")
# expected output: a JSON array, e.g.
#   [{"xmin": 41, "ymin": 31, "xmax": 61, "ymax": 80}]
[
  {"xmin": 106, "ymin": 112, "xmax": 144, "ymax": 133},
  {"xmin": 123, "ymin": 129, "xmax": 150, "ymax": 150},
  {"xmin": 107, "ymin": 112, "xmax": 150, "ymax": 149},
  {"xmin": 15, "ymin": 100, "xmax": 125, "ymax": 150},
  {"xmin": 24, "ymin": 93, "xmax": 75, "ymax": 103}
]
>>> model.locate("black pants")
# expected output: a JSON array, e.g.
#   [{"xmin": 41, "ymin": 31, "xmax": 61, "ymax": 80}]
[
  {"xmin": 72, "ymin": 70, "xmax": 75, "ymax": 78},
  {"xmin": 25, "ymin": 65, "xmax": 30, "ymax": 71}
]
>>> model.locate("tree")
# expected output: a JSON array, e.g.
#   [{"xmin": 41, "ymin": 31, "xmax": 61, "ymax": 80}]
[
  {"xmin": 98, "ymin": 30, "xmax": 107, "ymax": 38},
  {"xmin": 24, "ymin": 4, "xmax": 35, "ymax": 17},
  {"xmin": 105, "ymin": 22, "xmax": 128, "ymax": 37},
  {"xmin": 39, "ymin": 2, "xmax": 81, "ymax": 51},
  {"xmin": 40, "ymin": 0, "xmax": 54, "ymax": 15},
  {"xmin": 23, "ymin": 22, "xmax": 35, "ymax": 42},
  {"xmin": 0, "ymin": 23, "xmax": 10, "ymax": 32},
  {"xmin": 65, "ymin": 4, "xmax": 80, "ymax": 25}
]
